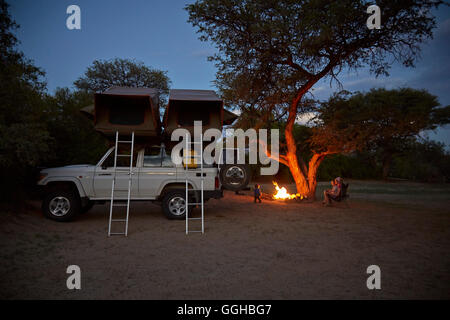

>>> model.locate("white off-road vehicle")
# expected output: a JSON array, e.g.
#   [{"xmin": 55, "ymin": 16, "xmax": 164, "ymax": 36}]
[{"xmin": 37, "ymin": 145, "xmax": 222, "ymax": 222}]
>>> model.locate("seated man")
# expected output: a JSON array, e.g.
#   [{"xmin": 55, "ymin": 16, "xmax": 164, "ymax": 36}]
[{"xmin": 323, "ymin": 178, "xmax": 341, "ymax": 206}]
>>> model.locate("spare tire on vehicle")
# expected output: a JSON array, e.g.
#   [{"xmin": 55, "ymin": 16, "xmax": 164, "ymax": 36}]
[{"xmin": 220, "ymin": 164, "xmax": 251, "ymax": 191}]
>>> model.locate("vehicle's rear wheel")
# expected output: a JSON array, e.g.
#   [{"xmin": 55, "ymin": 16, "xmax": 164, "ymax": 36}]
[
  {"xmin": 42, "ymin": 190, "xmax": 80, "ymax": 222},
  {"xmin": 162, "ymin": 191, "xmax": 187, "ymax": 220},
  {"xmin": 220, "ymin": 164, "xmax": 250, "ymax": 191}
]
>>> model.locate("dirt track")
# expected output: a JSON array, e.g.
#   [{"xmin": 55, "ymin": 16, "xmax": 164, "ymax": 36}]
[{"xmin": 0, "ymin": 181, "xmax": 449, "ymax": 299}]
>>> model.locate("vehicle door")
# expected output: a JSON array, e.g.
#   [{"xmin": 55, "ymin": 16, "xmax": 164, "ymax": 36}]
[
  {"xmin": 139, "ymin": 146, "xmax": 177, "ymax": 198},
  {"xmin": 93, "ymin": 147, "xmax": 139, "ymax": 199}
]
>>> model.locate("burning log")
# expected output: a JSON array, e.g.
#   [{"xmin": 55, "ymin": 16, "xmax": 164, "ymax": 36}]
[{"xmin": 261, "ymin": 192, "xmax": 275, "ymax": 201}]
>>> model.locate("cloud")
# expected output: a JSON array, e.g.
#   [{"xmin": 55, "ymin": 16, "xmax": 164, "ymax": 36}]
[{"xmin": 296, "ymin": 112, "xmax": 316, "ymax": 126}]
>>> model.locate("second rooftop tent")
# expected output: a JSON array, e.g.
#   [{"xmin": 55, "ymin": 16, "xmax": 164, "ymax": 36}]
[{"xmin": 163, "ymin": 89, "xmax": 238, "ymax": 144}]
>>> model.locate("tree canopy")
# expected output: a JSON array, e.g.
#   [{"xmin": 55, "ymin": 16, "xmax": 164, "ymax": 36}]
[
  {"xmin": 0, "ymin": 0, "xmax": 49, "ymax": 170},
  {"xmin": 187, "ymin": 0, "xmax": 442, "ymax": 99},
  {"xmin": 0, "ymin": 0, "xmax": 52, "ymax": 202},
  {"xmin": 74, "ymin": 58, "xmax": 171, "ymax": 103}
]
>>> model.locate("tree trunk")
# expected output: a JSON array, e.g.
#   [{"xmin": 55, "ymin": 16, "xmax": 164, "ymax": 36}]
[
  {"xmin": 284, "ymin": 143, "xmax": 328, "ymax": 200},
  {"xmin": 284, "ymin": 95, "xmax": 329, "ymax": 199},
  {"xmin": 285, "ymin": 96, "xmax": 310, "ymax": 197},
  {"xmin": 284, "ymin": 80, "xmax": 331, "ymax": 200},
  {"xmin": 286, "ymin": 150, "xmax": 310, "ymax": 196},
  {"xmin": 306, "ymin": 153, "xmax": 327, "ymax": 200}
]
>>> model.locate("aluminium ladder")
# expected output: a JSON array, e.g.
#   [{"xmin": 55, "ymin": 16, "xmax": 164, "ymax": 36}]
[
  {"xmin": 185, "ymin": 133, "xmax": 204, "ymax": 234},
  {"xmin": 108, "ymin": 131, "xmax": 135, "ymax": 236}
]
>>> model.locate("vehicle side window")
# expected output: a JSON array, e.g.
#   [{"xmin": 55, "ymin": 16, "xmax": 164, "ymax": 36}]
[
  {"xmin": 101, "ymin": 148, "xmax": 138, "ymax": 168},
  {"xmin": 162, "ymin": 148, "xmax": 174, "ymax": 167},
  {"xmin": 143, "ymin": 147, "xmax": 162, "ymax": 167}
]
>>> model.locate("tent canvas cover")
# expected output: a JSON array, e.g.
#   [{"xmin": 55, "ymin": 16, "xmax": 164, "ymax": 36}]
[
  {"xmin": 163, "ymin": 89, "xmax": 237, "ymax": 137},
  {"xmin": 92, "ymin": 86, "xmax": 162, "ymax": 139}
]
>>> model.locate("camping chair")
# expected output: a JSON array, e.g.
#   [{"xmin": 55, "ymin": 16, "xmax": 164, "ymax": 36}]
[{"xmin": 330, "ymin": 183, "xmax": 350, "ymax": 207}]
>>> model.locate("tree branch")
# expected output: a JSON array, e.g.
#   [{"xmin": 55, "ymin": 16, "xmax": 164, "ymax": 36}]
[
  {"xmin": 255, "ymin": 138, "xmax": 289, "ymax": 167},
  {"xmin": 282, "ymin": 53, "xmax": 314, "ymax": 78}
]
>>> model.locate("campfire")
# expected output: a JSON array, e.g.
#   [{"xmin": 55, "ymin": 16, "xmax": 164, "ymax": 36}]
[{"xmin": 272, "ymin": 182, "xmax": 304, "ymax": 200}]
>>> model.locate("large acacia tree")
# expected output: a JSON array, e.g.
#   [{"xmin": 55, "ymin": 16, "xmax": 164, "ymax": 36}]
[{"xmin": 186, "ymin": 0, "xmax": 443, "ymax": 198}]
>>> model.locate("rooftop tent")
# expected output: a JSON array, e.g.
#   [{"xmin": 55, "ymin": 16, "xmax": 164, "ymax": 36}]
[
  {"xmin": 164, "ymin": 89, "xmax": 232, "ymax": 137},
  {"xmin": 93, "ymin": 87, "xmax": 162, "ymax": 140}
]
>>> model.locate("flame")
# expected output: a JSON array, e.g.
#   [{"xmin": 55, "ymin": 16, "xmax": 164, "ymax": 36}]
[{"xmin": 272, "ymin": 182, "xmax": 303, "ymax": 200}]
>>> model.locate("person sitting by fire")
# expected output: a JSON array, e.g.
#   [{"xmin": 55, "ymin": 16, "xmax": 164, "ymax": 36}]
[{"xmin": 323, "ymin": 177, "xmax": 342, "ymax": 206}]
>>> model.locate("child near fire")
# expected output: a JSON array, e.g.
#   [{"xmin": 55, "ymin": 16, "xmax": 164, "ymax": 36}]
[{"xmin": 254, "ymin": 184, "xmax": 262, "ymax": 203}]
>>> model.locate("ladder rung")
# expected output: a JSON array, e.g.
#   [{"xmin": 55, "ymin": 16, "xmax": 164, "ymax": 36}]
[
  {"xmin": 109, "ymin": 232, "xmax": 127, "ymax": 235},
  {"xmin": 117, "ymin": 154, "xmax": 131, "ymax": 157},
  {"xmin": 111, "ymin": 219, "xmax": 127, "ymax": 222},
  {"xmin": 118, "ymin": 140, "xmax": 133, "ymax": 143},
  {"xmin": 113, "ymin": 203, "xmax": 129, "ymax": 207},
  {"xmin": 187, "ymin": 203, "xmax": 203, "ymax": 205},
  {"xmin": 187, "ymin": 231, "xmax": 203, "ymax": 233},
  {"xmin": 188, "ymin": 218, "xmax": 202, "ymax": 220}
]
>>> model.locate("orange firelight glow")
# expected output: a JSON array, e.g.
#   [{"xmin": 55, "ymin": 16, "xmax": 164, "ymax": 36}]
[{"xmin": 272, "ymin": 182, "xmax": 303, "ymax": 200}]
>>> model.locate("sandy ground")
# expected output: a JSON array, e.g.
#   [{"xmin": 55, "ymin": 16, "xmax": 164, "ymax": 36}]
[{"xmin": 0, "ymin": 180, "xmax": 449, "ymax": 299}]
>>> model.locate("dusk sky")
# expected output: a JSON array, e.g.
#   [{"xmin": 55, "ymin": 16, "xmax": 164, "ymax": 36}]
[{"xmin": 9, "ymin": 0, "xmax": 450, "ymax": 146}]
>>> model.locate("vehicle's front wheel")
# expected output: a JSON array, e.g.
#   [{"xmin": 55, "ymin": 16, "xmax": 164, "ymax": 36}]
[
  {"xmin": 42, "ymin": 190, "xmax": 80, "ymax": 222},
  {"xmin": 162, "ymin": 191, "xmax": 187, "ymax": 220}
]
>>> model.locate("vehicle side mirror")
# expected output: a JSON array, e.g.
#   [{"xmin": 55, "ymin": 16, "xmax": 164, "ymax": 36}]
[{"xmin": 101, "ymin": 164, "xmax": 108, "ymax": 170}]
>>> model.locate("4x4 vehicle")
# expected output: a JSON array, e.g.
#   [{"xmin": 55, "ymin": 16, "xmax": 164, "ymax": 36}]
[{"xmin": 37, "ymin": 145, "xmax": 222, "ymax": 222}]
